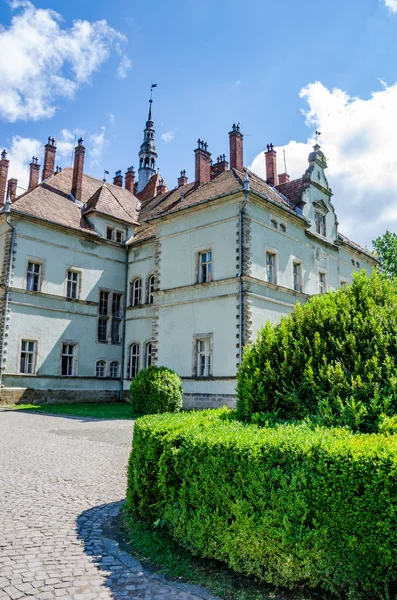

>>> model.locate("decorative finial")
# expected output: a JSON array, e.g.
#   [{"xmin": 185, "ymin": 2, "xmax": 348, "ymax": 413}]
[
  {"xmin": 103, "ymin": 169, "xmax": 109, "ymax": 182},
  {"xmin": 115, "ymin": 170, "xmax": 122, "ymax": 177},
  {"xmin": 77, "ymin": 137, "xmax": 84, "ymax": 146},
  {"xmin": 315, "ymin": 130, "xmax": 321, "ymax": 145},
  {"xmin": 148, "ymin": 83, "xmax": 157, "ymax": 120},
  {"xmin": 1, "ymin": 149, "xmax": 7, "ymax": 160}
]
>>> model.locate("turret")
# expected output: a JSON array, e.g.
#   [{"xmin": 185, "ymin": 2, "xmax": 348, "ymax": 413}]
[{"xmin": 137, "ymin": 87, "xmax": 158, "ymax": 193}]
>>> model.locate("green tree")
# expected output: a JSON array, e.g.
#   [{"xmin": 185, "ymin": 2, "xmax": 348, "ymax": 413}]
[
  {"xmin": 372, "ymin": 230, "xmax": 397, "ymax": 279},
  {"xmin": 237, "ymin": 270, "xmax": 397, "ymax": 432}
]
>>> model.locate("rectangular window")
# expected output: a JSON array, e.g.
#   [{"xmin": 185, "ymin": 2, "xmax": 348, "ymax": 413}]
[
  {"xmin": 26, "ymin": 261, "xmax": 41, "ymax": 292},
  {"xmin": 266, "ymin": 252, "xmax": 277, "ymax": 284},
  {"xmin": 61, "ymin": 343, "xmax": 76, "ymax": 376},
  {"xmin": 106, "ymin": 226, "xmax": 124, "ymax": 243},
  {"xmin": 99, "ymin": 291, "xmax": 109, "ymax": 316},
  {"xmin": 111, "ymin": 293, "xmax": 122, "ymax": 344},
  {"xmin": 97, "ymin": 318, "xmax": 108, "ymax": 343},
  {"xmin": 199, "ymin": 251, "xmax": 212, "ymax": 283},
  {"xmin": 315, "ymin": 211, "xmax": 326, "ymax": 236},
  {"xmin": 197, "ymin": 338, "xmax": 211, "ymax": 377},
  {"xmin": 128, "ymin": 343, "xmax": 140, "ymax": 378},
  {"xmin": 20, "ymin": 340, "xmax": 36, "ymax": 374},
  {"xmin": 319, "ymin": 272, "xmax": 327, "ymax": 294},
  {"xmin": 66, "ymin": 270, "xmax": 79, "ymax": 299},
  {"xmin": 293, "ymin": 262, "xmax": 302, "ymax": 292}
]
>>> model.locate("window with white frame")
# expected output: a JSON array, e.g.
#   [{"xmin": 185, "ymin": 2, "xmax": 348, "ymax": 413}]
[
  {"xmin": 98, "ymin": 290, "xmax": 109, "ymax": 343},
  {"xmin": 319, "ymin": 272, "xmax": 327, "ymax": 294},
  {"xmin": 96, "ymin": 360, "xmax": 107, "ymax": 378},
  {"xmin": 196, "ymin": 338, "xmax": 212, "ymax": 377},
  {"xmin": 111, "ymin": 293, "xmax": 122, "ymax": 344},
  {"xmin": 145, "ymin": 342, "xmax": 152, "ymax": 368},
  {"xmin": 110, "ymin": 361, "xmax": 120, "ymax": 379},
  {"xmin": 293, "ymin": 262, "xmax": 302, "ymax": 292},
  {"xmin": 66, "ymin": 270, "xmax": 79, "ymax": 299},
  {"xmin": 266, "ymin": 251, "xmax": 277, "ymax": 284},
  {"xmin": 315, "ymin": 211, "xmax": 326, "ymax": 236},
  {"xmin": 340, "ymin": 279, "xmax": 348, "ymax": 288},
  {"xmin": 147, "ymin": 274, "xmax": 155, "ymax": 304},
  {"xmin": 61, "ymin": 343, "xmax": 76, "ymax": 376},
  {"xmin": 20, "ymin": 340, "xmax": 36, "ymax": 374},
  {"xmin": 198, "ymin": 251, "xmax": 212, "ymax": 283},
  {"xmin": 106, "ymin": 226, "xmax": 125, "ymax": 243},
  {"xmin": 128, "ymin": 343, "xmax": 140, "ymax": 378},
  {"xmin": 26, "ymin": 261, "xmax": 41, "ymax": 292},
  {"xmin": 130, "ymin": 278, "xmax": 142, "ymax": 306}
]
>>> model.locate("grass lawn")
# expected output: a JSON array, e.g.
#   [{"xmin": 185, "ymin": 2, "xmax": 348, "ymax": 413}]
[
  {"xmin": 122, "ymin": 512, "xmax": 319, "ymax": 600},
  {"xmin": 9, "ymin": 402, "xmax": 135, "ymax": 420}
]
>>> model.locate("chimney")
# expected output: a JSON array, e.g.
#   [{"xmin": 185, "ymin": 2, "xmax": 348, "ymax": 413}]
[
  {"xmin": 29, "ymin": 157, "xmax": 40, "ymax": 190},
  {"xmin": 229, "ymin": 123, "xmax": 243, "ymax": 171},
  {"xmin": 125, "ymin": 166, "xmax": 135, "ymax": 192},
  {"xmin": 7, "ymin": 178, "xmax": 18, "ymax": 202},
  {"xmin": 113, "ymin": 170, "xmax": 123, "ymax": 187},
  {"xmin": 0, "ymin": 150, "xmax": 10, "ymax": 206},
  {"xmin": 42, "ymin": 137, "xmax": 57, "ymax": 181},
  {"xmin": 265, "ymin": 143, "xmax": 278, "ymax": 186},
  {"xmin": 157, "ymin": 177, "xmax": 166, "ymax": 196},
  {"xmin": 71, "ymin": 138, "xmax": 85, "ymax": 202},
  {"xmin": 194, "ymin": 139, "xmax": 211, "ymax": 186},
  {"xmin": 177, "ymin": 170, "xmax": 188, "ymax": 187},
  {"xmin": 278, "ymin": 173, "xmax": 290, "ymax": 185},
  {"xmin": 211, "ymin": 154, "xmax": 229, "ymax": 178}
]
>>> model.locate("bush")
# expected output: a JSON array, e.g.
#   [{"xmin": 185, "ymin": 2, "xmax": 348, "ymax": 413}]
[
  {"xmin": 237, "ymin": 270, "xmax": 397, "ymax": 432},
  {"xmin": 125, "ymin": 410, "xmax": 397, "ymax": 599},
  {"xmin": 129, "ymin": 366, "xmax": 183, "ymax": 416}
]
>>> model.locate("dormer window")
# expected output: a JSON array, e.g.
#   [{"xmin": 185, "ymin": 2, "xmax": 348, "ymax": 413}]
[
  {"xmin": 315, "ymin": 211, "xmax": 326, "ymax": 237},
  {"xmin": 106, "ymin": 226, "xmax": 125, "ymax": 243}
]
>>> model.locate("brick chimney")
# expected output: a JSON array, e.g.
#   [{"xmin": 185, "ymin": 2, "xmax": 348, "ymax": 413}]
[
  {"xmin": 28, "ymin": 157, "xmax": 40, "ymax": 190},
  {"xmin": 194, "ymin": 140, "xmax": 211, "ymax": 186},
  {"xmin": 278, "ymin": 172, "xmax": 290, "ymax": 185},
  {"xmin": 42, "ymin": 137, "xmax": 57, "ymax": 181},
  {"xmin": 265, "ymin": 143, "xmax": 278, "ymax": 186},
  {"xmin": 229, "ymin": 123, "xmax": 243, "ymax": 171},
  {"xmin": 113, "ymin": 170, "xmax": 123, "ymax": 187},
  {"xmin": 157, "ymin": 177, "xmax": 166, "ymax": 196},
  {"xmin": 125, "ymin": 167, "xmax": 135, "ymax": 192},
  {"xmin": 0, "ymin": 150, "xmax": 10, "ymax": 207},
  {"xmin": 7, "ymin": 178, "xmax": 17, "ymax": 202},
  {"xmin": 177, "ymin": 170, "xmax": 188, "ymax": 187},
  {"xmin": 211, "ymin": 154, "xmax": 229, "ymax": 178},
  {"xmin": 71, "ymin": 138, "xmax": 85, "ymax": 202}
]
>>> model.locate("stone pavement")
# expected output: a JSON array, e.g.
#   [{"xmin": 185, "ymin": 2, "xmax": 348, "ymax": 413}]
[{"xmin": 0, "ymin": 409, "xmax": 220, "ymax": 600}]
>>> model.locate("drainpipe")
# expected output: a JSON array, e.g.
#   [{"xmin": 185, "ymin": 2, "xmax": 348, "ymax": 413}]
[
  {"xmin": 238, "ymin": 172, "xmax": 250, "ymax": 364},
  {"xmin": 0, "ymin": 192, "xmax": 15, "ymax": 386},
  {"xmin": 119, "ymin": 225, "xmax": 129, "ymax": 401}
]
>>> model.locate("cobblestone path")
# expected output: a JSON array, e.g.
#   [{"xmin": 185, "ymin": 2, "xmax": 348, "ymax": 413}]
[{"xmin": 0, "ymin": 409, "xmax": 219, "ymax": 600}]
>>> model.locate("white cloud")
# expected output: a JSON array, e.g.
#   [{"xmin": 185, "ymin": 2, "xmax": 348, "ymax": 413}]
[
  {"xmin": 7, "ymin": 135, "xmax": 42, "ymax": 191},
  {"xmin": 89, "ymin": 126, "xmax": 107, "ymax": 166},
  {"xmin": 0, "ymin": 1, "xmax": 131, "ymax": 122},
  {"xmin": 250, "ymin": 80, "xmax": 397, "ymax": 246},
  {"xmin": 107, "ymin": 112, "xmax": 115, "ymax": 125},
  {"xmin": 161, "ymin": 131, "xmax": 174, "ymax": 143},
  {"xmin": 384, "ymin": 0, "xmax": 397, "ymax": 12}
]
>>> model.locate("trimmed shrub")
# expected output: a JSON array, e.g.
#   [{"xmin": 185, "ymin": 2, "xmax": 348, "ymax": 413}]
[
  {"xmin": 237, "ymin": 270, "xmax": 397, "ymax": 432},
  {"xmin": 129, "ymin": 366, "xmax": 183, "ymax": 416},
  {"xmin": 125, "ymin": 410, "xmax": 397, "ymax": 599}
]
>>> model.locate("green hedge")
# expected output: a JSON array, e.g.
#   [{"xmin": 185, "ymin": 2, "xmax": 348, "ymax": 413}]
[
  {"xmin": 237, "ymin": 271, "xmax": 397, "ymax": 432},
  {"xmin": 125, "ymin": 410, "xmax": 397, "ymax": 599}
]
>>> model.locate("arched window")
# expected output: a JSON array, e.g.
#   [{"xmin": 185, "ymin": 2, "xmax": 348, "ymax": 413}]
[
  {"xmin": 128, "ymin": 343, "xmax": 140, "ymax": 378},
  {"xmin": 145, "ymin": 342, "xmax": 152, "ymax": 368},
  {"xmin": 145, "ymin": 157, "xmax": 149, "ymax": 167},
  {"xmin": 147, "ymin": 274, "xmax": 155, "ymax": 304},
  {"xmin": 151, "ymin": 158, "xmax": 155, "ymax": 168},
  {"xmin": 130, "ymin": 278, "xmax": 142, "ymax": 306},
  {"xmin": 110, "ymin": 361, "xmax": 120, "ymax": 379},
  {"xmin": 96, "ymin": 360, "xmax": 107, "ymax": 378},
  {"xmin": 139, "ymin": 158, "xmax": 143, "ymax": 169}
]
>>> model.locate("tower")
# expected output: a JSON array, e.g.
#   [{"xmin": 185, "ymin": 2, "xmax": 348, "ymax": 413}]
[{"xmin": 137, "ymin": 92, "xmax": 158, "ymax": 193}]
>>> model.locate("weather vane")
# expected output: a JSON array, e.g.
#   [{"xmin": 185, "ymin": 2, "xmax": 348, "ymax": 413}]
[
  {"xmin": 315, "ymin": 130, "xmax": 321, "ymax": 144},
  {"xmin": 150, "ymin": 83, "xmax": 158, "ymax": 102}
]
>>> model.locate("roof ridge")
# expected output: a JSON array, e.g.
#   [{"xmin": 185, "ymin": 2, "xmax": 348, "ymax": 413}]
[{"xmin": 105, "ymin": 184, "xmax": 137, "ymax": 220}]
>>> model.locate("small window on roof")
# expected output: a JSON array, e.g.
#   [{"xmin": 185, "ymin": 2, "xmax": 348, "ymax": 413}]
[
  {"xmin": 270, "ymin": 219, "xmax": 278, "ymax": 229},
  {"xmin": 280, "ymin": 223, "xmax": 287, "ymax": 233}
]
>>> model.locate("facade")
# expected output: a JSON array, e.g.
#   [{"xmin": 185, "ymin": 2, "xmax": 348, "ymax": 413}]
[{"xmin": 0, "ymin": 105, "xmax": 377, "ymax": 407}]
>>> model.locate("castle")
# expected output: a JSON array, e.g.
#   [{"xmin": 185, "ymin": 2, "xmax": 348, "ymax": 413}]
[{"xmin": 0, "ymin": 99, "xmax": 377, "ymax": 407}]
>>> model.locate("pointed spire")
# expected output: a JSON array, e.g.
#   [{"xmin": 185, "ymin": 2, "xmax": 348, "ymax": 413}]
[{"xmin": 137, "ymin": 85, "xmax": 158, "ymax": 193}]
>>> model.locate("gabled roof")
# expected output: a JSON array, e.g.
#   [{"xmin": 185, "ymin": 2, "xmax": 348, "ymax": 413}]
[
  {"xmin": 82, "ymin": 183, "xmax": 140, "ymax": 224},
  {"xmin": 11, "ymin": 167, "xmax": 140, "ymax": 233},
  {"xmin": 137, "ymin": 173, "xmax": 167, "ymax": 203}
]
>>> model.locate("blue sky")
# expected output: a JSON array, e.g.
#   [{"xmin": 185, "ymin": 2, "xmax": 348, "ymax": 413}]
[{"xmin": 1, "ymin": 0, "xmax": 397, "ymax": 244}]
